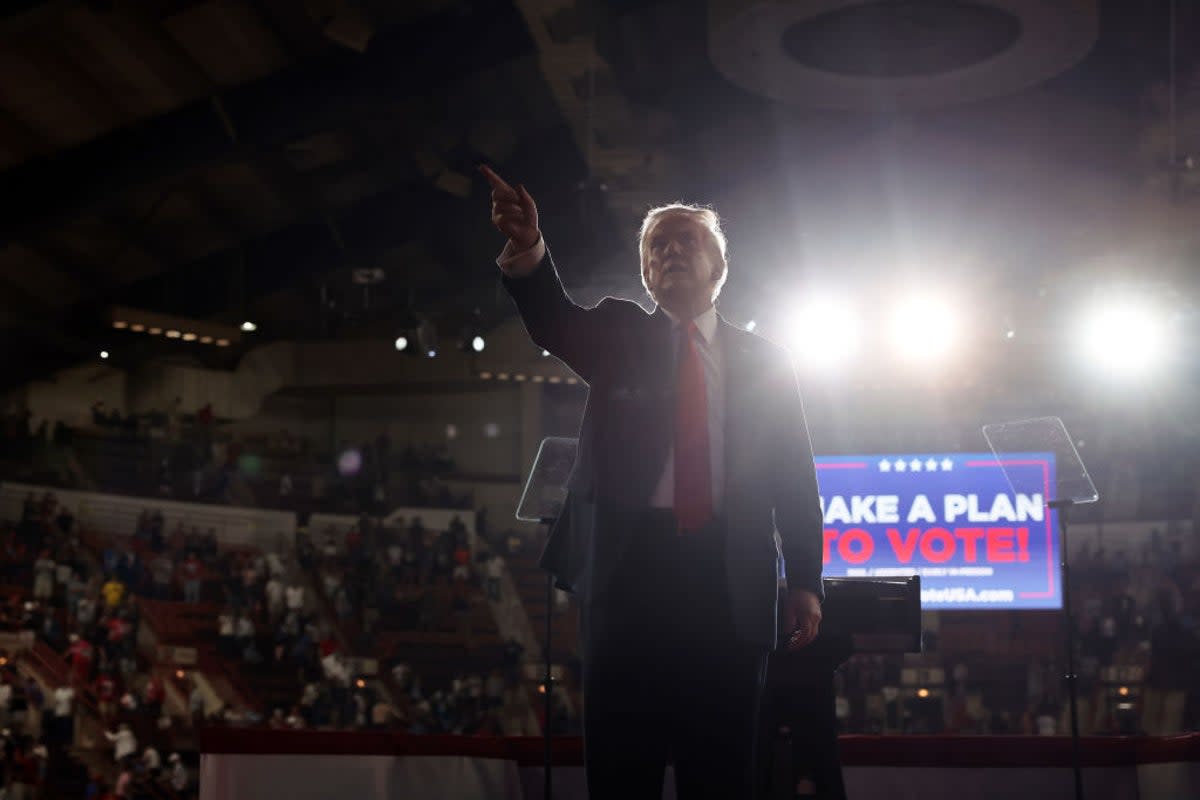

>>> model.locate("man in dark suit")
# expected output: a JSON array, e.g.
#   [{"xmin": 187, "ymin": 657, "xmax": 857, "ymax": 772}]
[{"xmin": 481, "ymin": 165, "xmax": 824, "ymax": 799}]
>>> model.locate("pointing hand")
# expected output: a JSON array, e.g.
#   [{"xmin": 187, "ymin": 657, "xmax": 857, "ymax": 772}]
[{"xmin": 479, "ymin": 165, "xmax": 540, "ymax": 252}]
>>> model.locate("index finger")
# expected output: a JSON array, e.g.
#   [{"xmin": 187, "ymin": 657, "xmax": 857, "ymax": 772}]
[{"xmin": 478, "ymin": 164, "xmax": 515, "ymax": 195}]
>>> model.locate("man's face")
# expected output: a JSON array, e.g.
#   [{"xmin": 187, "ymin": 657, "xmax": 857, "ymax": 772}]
[{"xmin": 641, "ymin": 213, "xmax": 723, "ymax": 310}]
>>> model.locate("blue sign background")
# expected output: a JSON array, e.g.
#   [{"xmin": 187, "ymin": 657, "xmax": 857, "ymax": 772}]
[{"xmin": 812, "ymin": 452, "xmax": 1061, "ymax": 610}]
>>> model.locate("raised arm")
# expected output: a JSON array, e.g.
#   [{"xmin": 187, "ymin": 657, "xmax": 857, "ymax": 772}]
[{"xmin": 480, "ymin": 165, "xmax": 613, "ymax": 383}]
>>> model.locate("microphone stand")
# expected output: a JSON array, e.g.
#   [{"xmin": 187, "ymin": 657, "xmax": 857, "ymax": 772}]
[
  {"xmin": 1049, "ymin": 499, "xmax": 1083, "ymax": 800},
  {"xmin": 539, "ymin": 517, "xmax": 557, "ymax": 800}
]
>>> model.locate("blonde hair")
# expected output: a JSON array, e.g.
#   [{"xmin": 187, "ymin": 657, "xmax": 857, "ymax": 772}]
[{"xmin": 637, "ymin": 203, "xmax": 729, "ymax": 300}]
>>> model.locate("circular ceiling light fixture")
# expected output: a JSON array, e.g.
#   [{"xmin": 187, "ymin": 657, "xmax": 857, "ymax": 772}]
[{"xmin": 708, "ymin": 0, "xmax": 1098, "ymax": 110}]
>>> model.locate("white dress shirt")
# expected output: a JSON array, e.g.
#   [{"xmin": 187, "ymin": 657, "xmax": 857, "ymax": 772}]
[{"xmin": 498, "ymin": 237, "xmax": 726, "ymax": 512}]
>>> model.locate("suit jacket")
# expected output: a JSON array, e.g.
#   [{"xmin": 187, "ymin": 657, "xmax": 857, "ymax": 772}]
[{"xmin": 501, "ymin": 246, "xmax": 824, "ymax": 651}]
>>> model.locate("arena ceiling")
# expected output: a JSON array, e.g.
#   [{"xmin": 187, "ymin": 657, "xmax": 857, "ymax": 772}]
[{"xmin": 0, "ymin": 0, "xmax": 1196, "ymax": 389}]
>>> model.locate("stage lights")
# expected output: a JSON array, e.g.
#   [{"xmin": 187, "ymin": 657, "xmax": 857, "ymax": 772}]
[
  {"xmin": 459, "ymin": 330, "xmax": 485, "ymax": 354},
  {"xmin": 784, "ymin": 295, "xmax": 859, "ymax": 369},
  {"xmin": 417, "ymin": 317, "xmax": 438, "ymax": 358},
  {"xmin": 394, "ymin": 335, "xmax": 408, "ymax": 352},
  {"xmin": 887, "ymin": 293, "xmax": 959, "ymax": 364},
  {"xmin": 108, "ymin": 307, "xmax": 241, "ymax": 348},
  {"xmin": 1077, "ymin": 298, "xmax": 1170, "ymax": 378}
]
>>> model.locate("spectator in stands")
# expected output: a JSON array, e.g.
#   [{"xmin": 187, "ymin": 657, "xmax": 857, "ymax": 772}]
[
  {"xmin": 54, "ymin": 504, "xmax": 74, "ymax": 538},
  {"xmin": 104, "ymin": 723, "xmax": 137, "ymax": 764},
  {"xmin": 0, "ymin": 677, "xmax": 10, "ymax": 730},
  {"xmin": 149, "ymin": 553, "xmax": 173, "ymax": 601},
  {"xmin": 401, "ymin": 536, "xmax": 420, "ymax": 585},
  {"xmin": 266, "ymin": 549, "xmax": 286, "ymax": 580},
  {"xmin": 51, "ymin": 684, "xmax": 74, "ymax": 746},
  {"xmin": 8, "ymin": 735, "xmax": 40, "ymax": 800},
  {"xmin": 74, "ymin": 592, "xmax": 96, "ymax": 631},
  {"xmin": 485, "ymin": 553, "xmax": 504, "ymax": 602},
  {"xmin": 101, "ymin": 576, "xmax": 125, "ymax": 610},
  {"xmin": 285, "ymin": 582, "xmax": 304, "ymax": 617},
  {"xmin": 66, "ymin": 634, "xmax": 93, "ymax": 687},
  {"xmin": 103, "ymin": 612, "xmax": 131, "ymax": 667},
  {"xmin": 321, "ymin": 530, "xmax": 338, "ymax": 562},
  {"xmin": 167, "ymin": 752, "xmax": 188, "ymax": 795},
  {"xmin": 452, "ymin": 541, "xmax": 471, "ymax": 584},
  {"xmin": 31, "ymin": 551, "xmax": 54, "ymax": 603},
  {"xmin": 95, "ymin": 671, "xmax": 117, "ymax": 720},
  {"xmin": 345, "ymin": 524, "xmax": 363, "ymax": 562},
  {"xmin": 143, "ymin": 674, "xmax": 165, "ymax": 720},
  {"xmin": 202, "ymin": 529, "xmax": 218, "ymax": 562},
  {"xmin": 114, "ymin": 759, "xmax": 133, "ymax": 799},
  {"xmin": 22, "ymin": 678, "xmax": 43, "ymax": 742},
  {"xmin": 265, "ymin": 573, "xmax": 284, "ymax": 625},
  {"xmin": 181, "ymin": 551, "xmax": 203, "ymax": 604},
  {"xmin": 234, "ymin": 614, "xmax": 259, "ymax": 663},
  {"xmin": 142, "ymin": 744, "xmax": 161, "ymax": 779}
]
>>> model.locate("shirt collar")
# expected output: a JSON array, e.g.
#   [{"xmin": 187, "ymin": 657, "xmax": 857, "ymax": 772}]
[{"xmin": 661, "ymin": 304, "xmax": 718, "ymax": 347}]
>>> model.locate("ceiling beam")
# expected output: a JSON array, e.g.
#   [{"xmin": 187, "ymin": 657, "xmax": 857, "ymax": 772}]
[
  {"xmin": 249, "ymin": 0, "xmax": 328, "ymax": 61},
  {"xmin": 0, "ymin": 3, "xmax": 536, "ymax": 243},
  {"xmin": 84, "ymin": 4, "xmax": 216, "ymax": 98},
  {"xmin": 0, "ymin": 106, "xmax": 53, "ymax": 159},
  {"xmin": 187, "ymin": 181, "xmax": 251, "ymax": 244},
  {"xmin": 20, "ymin": 235, "xmax": 108, "ymax": 293},
  {"xmin": 0, "ymin": 1, "xmax": 75, "ymax": 38},
  {"xmin": 14, "ymin": 26, "xmax": 134, "ymax": 129},
  {"xmin": 113, "ymin": 176, "xmax": 451, "ymax": 319}
]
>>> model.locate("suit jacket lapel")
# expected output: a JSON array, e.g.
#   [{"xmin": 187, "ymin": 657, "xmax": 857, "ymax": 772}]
[{"xmin": 719, "ymin": 314, "xmax": 752, "ymax": 509}]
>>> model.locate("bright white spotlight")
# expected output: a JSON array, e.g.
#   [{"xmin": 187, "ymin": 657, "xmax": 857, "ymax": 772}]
[
  {"xmin": 1078, "ymin": 301, "xmax": 1169, "ymax": 377},
  {"xmin": 745, "ymin": 320, "xmax": 757, "ymax": 332},
  {"xmin": 888, "ymin": 294, "xmax": 958, "ymax": 363},
  {"xmin": 100, "ymin": 350, "xmax": 109, "ymax": 360},
  {"xmin": 241, "ymin": 321, "xmax": 257, "ymax": 332},
  {"xmin": 394, "ymin": 335, "xmax": 408, "ymax": 352},
  {"xmin": 784, "ymin": 295, "xmax": 859, "ymax": 368},
  {"xmin": 471, "ymin": 335, "xmax": 485, "ymax": 353}
]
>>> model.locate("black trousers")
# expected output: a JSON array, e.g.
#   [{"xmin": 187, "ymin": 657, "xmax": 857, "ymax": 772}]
[{"xmin": 580, "ymin": 509, "xmax": 769, "ymax": 799}]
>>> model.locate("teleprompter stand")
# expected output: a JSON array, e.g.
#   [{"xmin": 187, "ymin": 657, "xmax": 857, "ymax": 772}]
[
  {"xmin": 983, "ymin": 417, "xmax": 1099, "ymax": 800},
  {"xmin": 515, "ymin": 437, "xmax": 579, "ymax": 800}
]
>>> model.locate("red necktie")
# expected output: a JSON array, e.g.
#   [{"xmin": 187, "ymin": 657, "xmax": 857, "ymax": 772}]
[{"xmin": 674, "ymin": 320, "xmax": 712, "ymax": 534}]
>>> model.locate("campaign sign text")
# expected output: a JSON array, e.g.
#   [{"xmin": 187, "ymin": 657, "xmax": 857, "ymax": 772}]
[{"xmin": 814, "ymin": 453, "xmax": 1060, "ymax": 610}]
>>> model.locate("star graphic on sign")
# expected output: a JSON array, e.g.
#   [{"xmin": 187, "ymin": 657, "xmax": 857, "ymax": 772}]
[
  {"xmin": 894, "ymin": 459, "xmax": 907, "ymax": 472},
  {"xmin": 925, "ymin": 458, "xmax": 939, "ymax": 471},
  {"xmin": 878, "ymin": 459, "xmax": 892, "ymax": 472},
  {"xmin": 909, "ymin": 458, "xmax": 923, "ymax": 471},
  {"xmin": 941, "ymin": 458, "xmax": 953, "ymax": 471}
]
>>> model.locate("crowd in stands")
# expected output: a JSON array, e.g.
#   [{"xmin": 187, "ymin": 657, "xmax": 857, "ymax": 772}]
[
  {"xmin": 2, "ymin": 407, "xmax": 1190, "ymax": 793},
  {"xmin": 831, "ymin": 528, "xmax": 1200, "ymax": 736},
  {"xmin": 0, "ymin": 491, "xmax": 195, "ymax": 799},
  {"xmin": 272, "ymin": 512, "xmax": 545, "ymax": 735},
  {"xmin": 2, "ymin": 396, "xmax": 479, "ymax": 518}
]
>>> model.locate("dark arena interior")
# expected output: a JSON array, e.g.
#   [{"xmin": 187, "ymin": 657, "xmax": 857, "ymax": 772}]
[{"xmin": 0, "ymin": 1, "xmax": 1196, "ymax": 798}]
